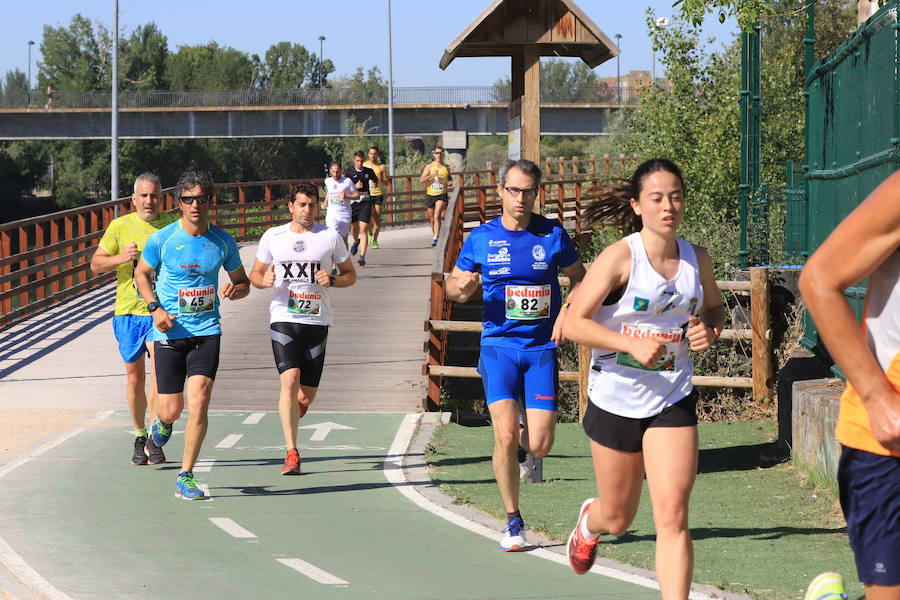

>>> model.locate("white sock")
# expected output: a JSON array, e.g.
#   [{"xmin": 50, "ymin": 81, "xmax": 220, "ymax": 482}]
[{"xmin": 580, "ymin": 512, "xmax": 600, "ymax": 540}]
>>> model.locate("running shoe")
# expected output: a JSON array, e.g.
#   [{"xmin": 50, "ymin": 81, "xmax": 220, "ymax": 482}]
[
  {"xmin": 499, "ymin": 516, "xmax": 529, "ymax": 552},
  {"xmin": 518, "ymin": 446, "xmax": 534, "ymax": 480},
  {"xmin": 368, "ymin": 234, "xmax": 373, "ymax": 245},
  {"xmin": 350, "ymin": 241, "xmax": 359, "ymax": 255},
  {"xmin": 803, "ymin": 572, "xmax": 847, "ymax": 600},
  {"xmin": 175, "ymin": 471, "xmax": 206, "ymax": 500},
  {"xmin": 432, "ymin": 237, "xmax": 438, "ymax": 247},
  {"xmin": 358, "ymin": 256, "xmax": 366, "ymax": 267},
  {"xmin": 281, "ymin": 449, "xmax": 301, "ymax": 475},
  {"xmin": 371, "ymin": 239, "xmax": 379, "ymax": 249},
  {"xmin": 298, "ymin": 400, "xmax": 309, "ymax": 419},
  {"xmin": 145, "ymin": 437, "xmax": 166, "ymax": 464},
  {"xmin": 132, "ymin": 435, "xmax": 148, "ymax": 465},
  {"xmin": 150, "ymin": 417, "xmax": 172, "ymax": 447},
  {"xmin": 567, "ymin": 498, "xmax": 600, "ymax": 574}
]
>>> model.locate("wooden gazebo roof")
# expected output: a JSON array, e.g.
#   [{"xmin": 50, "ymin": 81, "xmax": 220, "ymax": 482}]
[{"xmin": 439, "ymin": 0, "xmax": 619, "ymax": 70}]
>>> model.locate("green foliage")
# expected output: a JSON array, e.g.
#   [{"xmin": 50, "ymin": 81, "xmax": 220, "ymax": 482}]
[
  {"xmin": 258, "ymin": 41, "xmax": 332, "ymax": 89},
  {"xmin": 619, "ymin": 13, "xmax": 741, "ymax": 226},
  {"xmin": 119, "ymin": 23, "xmax": 169, "ymax": 90},
  {"xmin": 166, "ymin": 42, "xmax": 255, "ymax": 90},
  {"xmin": 3, "ymin": 70, "xmax": 28, "ymax": 96},
  {"xmin": 39, "ymin": 14, "xmax": 111, "ymax": 91}
]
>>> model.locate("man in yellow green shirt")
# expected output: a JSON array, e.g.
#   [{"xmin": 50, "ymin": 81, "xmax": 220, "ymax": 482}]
[{"xmin": 90, "ymin": 172, "xmax": 178, "ymax": 466}]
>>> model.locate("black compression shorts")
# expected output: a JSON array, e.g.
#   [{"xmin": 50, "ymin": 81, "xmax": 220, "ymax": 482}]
[
  {"xmin": 269, "ymin": 322, "xmax": 329, "ymax": 387},
  {"xmin": 154, "ymin": 335, "xmax": 221, "ymax": 394}
]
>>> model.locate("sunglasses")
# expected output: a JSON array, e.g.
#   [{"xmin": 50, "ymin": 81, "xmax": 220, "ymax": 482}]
[{"xmin": 180, "ymin": 194, "xmax": 210, "ymax": 205}]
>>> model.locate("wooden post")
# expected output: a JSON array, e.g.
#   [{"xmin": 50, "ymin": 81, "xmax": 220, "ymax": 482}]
[
  {"xmin": 578, "ymin": 344, "xmax": 591, "ymax": 421},
  {"xmin": 522, "ymin": 44, "xmax": 540, "ymax": 164},
  {"xmin": 750, "ymin": 266, "xmax": 773, "ymax": 405}
]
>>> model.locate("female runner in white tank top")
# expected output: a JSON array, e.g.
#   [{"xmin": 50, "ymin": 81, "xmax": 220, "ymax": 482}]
[{"xmin": 561, "ymin": 158, "xmax": 725, "ymax": 600}]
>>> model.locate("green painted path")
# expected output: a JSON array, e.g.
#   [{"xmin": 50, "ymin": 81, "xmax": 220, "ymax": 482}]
[{"xmin": 0, "ymin": 411, "xmax": 672, "ymax": 600}]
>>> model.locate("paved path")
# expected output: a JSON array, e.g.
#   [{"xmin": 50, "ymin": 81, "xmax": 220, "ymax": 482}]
[
  {"xmin": 0, "ymin": 224, "xmax": 746, "ymax": 600},
  {"xmin": 0, "ymin": 226, "xmax": 431, "ymax": 412}
]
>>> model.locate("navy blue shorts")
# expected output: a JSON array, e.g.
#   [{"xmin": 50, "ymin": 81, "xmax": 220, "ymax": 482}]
[
  {"xmin": 477, "ymin": 346, "xmax": 558, "ymax": 411},
  {"xmin": 838, "ymin": 446, "xmax": 900, "ymax": 586},
  {"xmin": 112, "ymin": 314, "xmax": 153, "ymax": 363}
]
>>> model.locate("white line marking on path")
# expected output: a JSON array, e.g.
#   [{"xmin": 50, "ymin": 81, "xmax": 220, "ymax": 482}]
[
  {"xmin": 209, "ymin": 518, "xmax": 256, "ymax": 538},
  {"xmin": 242, "ymin": 413, "xmax": 265, "ymax": 425},
  {"xmin": 383, "ymin": 413, "xmax": 724, "ymax": 600},
  {"xmin": 0, "ymin": 410, "xmax": 114, "ymax": 600},
  {"xmin": 193, "ymin": 459, "xmax": 216, "ymax": 473},
  {"xmin": 276, "ymin": 558, "xmax": 349, "ymax": 585},
  {"xmin": 216, "ymin": 434, "xmax": 243, "ymax": 448}
]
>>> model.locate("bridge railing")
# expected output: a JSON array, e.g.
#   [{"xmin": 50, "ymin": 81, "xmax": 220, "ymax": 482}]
[{"xmin": 0, "ymin": 86, "xmax": 644, "ymax": 110}]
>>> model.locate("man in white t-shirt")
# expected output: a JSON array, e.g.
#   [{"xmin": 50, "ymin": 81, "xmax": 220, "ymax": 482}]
[
  {"xmin": 321, "ymin": 159, "xmax": 359, "ymax": 246},
  {"xmin": 250, "ymin": 181, "xmax": 357, "ymax": 475}
]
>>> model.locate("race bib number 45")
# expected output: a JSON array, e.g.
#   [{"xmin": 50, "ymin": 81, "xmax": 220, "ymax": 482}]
[
  {"xmin": 616, "ymin": 323, "xmax": 683, "ymax": 371},
  {"xmin": 178, "ymin": 285, "xmax": 215, "ymax": 315},
  {"xmin": 288, "ymin": 289, "xmax": 322, "ymax": 315},
  {"xmin": 505, "ymin": 285, "xmax": 551, "ymax": 320}
]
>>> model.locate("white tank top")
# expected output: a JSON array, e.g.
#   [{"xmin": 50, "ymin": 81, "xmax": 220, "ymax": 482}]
[{"xmin": 587, "ymin": 232, "xmax": 704, "ymax": 418}]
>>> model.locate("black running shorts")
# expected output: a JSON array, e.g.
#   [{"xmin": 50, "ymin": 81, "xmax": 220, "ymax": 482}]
[
  {"xmin": 153, "ymin": 335, "xmax": 221, "ymax": 394},
  {"xmin": 351, "ymin": 199, "xmax": 373, "ymax": 224},
  {"xmin": 425, "ymin": 193, "xmax": 447, "ymax": 209},
  {"xmin": 582, "ymin": 390, "xmax": 698, "ymax": 453},
  {"xmin": 269, "ymin": 322, "xmax": 329, "ymax": 387}
]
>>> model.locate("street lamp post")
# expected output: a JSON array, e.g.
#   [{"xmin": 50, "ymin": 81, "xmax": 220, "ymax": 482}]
[
  {"xmin": 387, "ymin": 0, "xmax": 395, "ymax": 175},
  {"xmin": 318, "ymin": 35, "xmax": 325, "ymax": 89},
  {"xmin": 652, "ymin": 17, "xmax": 671, "ymax": 88},
  {"xmin": 614, "ymin": 33, "xmax": 621, "ymax": 105},
  {"xmin": 27, "ymin": 40, "xmax": 34, "ymax": 105}
]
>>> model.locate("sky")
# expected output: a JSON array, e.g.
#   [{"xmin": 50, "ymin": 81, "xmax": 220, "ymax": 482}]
[{"xmin": 1, "ymin": 0, "xmax": 738, "ymax": 90}]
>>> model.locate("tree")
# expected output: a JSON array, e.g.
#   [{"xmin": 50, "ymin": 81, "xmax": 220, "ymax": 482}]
[
  {"xmin": 166, "ymin": 42, "xmax": 255, "ymax": 90},
  {"xmin": 258, "ymin": 41, "xmax": 331, "ymax": 89},
  {"xmin": 119, "ymin": 23, "xmax": 169, "ymax": 90},
  {"xmin": 38, "ymin": 14, "xmax": 111, "ymax": 91}
]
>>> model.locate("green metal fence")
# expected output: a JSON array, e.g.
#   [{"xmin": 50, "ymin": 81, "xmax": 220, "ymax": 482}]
[{"xmin": 795, "ymin": 1, "xmax": 900, "ymax": 349}]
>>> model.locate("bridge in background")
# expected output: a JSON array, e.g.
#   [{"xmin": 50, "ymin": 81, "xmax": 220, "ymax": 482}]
[{"xmin": 0, "ymin": 86, "xmax": 640, "ymax": 140}]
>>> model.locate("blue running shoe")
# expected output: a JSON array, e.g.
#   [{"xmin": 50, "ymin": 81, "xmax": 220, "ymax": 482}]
[
  {"xmin": 500, "ymin": 516, "xmax": 529, "ymax": 551},
  {"xmin": 150, "ymin": 417, "xmax": 172, "ymax": 447},
  {"xmin": 175, "ymin": 472, "xmax": 206, "ymax": 500}
]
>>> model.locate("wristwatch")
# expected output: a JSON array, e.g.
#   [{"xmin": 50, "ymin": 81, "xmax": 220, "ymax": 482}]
[
  {"xmin": 147, "ymin": 301, "xmax": 161, "ymax": 313},
  {"xmin": 329, "ymin": 275, "xmax": 336, "ymax": 287}
]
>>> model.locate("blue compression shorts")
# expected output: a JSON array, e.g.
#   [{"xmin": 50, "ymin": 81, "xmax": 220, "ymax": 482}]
[
  {"xmin": 112, "ymin": 314, "xmax": 153, "ymax": 363},
  {"xmin": 477, "ymin": 346, "xmax": 559, "ymax": 411}
]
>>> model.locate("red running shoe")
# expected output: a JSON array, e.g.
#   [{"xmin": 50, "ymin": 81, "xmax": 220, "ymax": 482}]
[
  {"xmin": 281, "ymin": 448, "xmax": 301, "ymax": 475},
  {"xmin": 567, "ymin": 498, "xmax": 599, "ymax": 574},
  {"xmin": 298, "ymin": 401, "xmax": 309, "ymax": 419}
]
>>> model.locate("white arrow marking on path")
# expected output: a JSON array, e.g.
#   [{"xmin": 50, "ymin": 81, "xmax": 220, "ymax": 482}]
[
  {"xmin": 216, "ymin": 434, "xmax": 243, "ymax": 448},
  {"xmin": 299, "ymin": 421, "xmax": 356, "ymax": 442},
  {"xmin": 209, "ymin": 518, "xmax": 256, "ymax": 538},
  {"xmin": 277, "ymin": 558, "xmax": 348, "ymax": 585}
]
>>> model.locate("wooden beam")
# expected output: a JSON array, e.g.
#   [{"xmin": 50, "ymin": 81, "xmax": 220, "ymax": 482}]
[{"xmin": 522, "ymin": 44, "xmax": 541, "ymax": 164}]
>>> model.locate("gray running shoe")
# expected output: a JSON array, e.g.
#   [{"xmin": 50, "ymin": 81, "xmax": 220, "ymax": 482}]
[
  {"xmin": 132, "ymin": 436, "xmax": 148, "ymax": 465},
  {"xmin": 145, "ymin": 437, "xmax": 166, "ymax": 464}
]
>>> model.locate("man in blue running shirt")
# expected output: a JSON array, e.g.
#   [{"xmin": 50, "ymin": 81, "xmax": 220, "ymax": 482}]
[
  {"xmin": 445, "ymin": 159, "xmax": 586, "ymax": 551},
  {"xmin": 134, "ymin": 171, "xmax": 251, "ymax": 500}
]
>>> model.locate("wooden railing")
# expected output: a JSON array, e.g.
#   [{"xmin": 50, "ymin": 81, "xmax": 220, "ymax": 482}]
[
  {"xmin": 422, "ymin": 162, "xmax": 775, "ymax": 410},
  {"xmin": 0, "ymin": 171, "xmax": 453, "ymax": 329}
]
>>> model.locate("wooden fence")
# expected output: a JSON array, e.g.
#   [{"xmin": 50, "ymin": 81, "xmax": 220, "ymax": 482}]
[{"xmin": 422, "ymin": 162, "xmax": 774, "ymax": 411}]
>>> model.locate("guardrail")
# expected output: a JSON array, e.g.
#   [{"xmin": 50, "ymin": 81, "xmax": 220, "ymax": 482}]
[{"xmin": 0, "ymin": 86, "xmax": 645, "ymax": 110}]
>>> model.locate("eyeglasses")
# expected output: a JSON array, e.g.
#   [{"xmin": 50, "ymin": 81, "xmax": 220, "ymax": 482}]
[
  {"xmin": 503, "ymin": 186, "xmax": 538, "ymax": 199},
  {"xmin": 180, "ymin": 194, "xmax": 210, "ymax": 205},
  {"xmin": 433, "ymin": 151, "xmax": 443, "ymax": 156}
]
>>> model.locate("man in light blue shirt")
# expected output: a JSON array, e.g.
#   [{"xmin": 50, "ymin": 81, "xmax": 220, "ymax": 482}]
[{"xmin": 135, "ymin": 170, "xmax": 250, "ymax": 500}]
